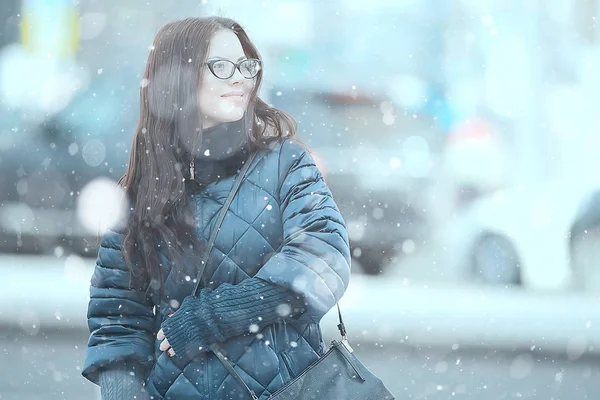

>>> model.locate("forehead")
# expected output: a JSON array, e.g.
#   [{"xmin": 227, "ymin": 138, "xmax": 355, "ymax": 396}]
[{"xmin": 207, "ymin": 29, "xmax": 245, "ymax": 59}]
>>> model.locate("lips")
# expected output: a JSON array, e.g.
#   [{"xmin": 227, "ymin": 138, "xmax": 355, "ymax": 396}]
[{"xmin": 221, "ymin": 92, "xmax": 244, "ymax": 98}]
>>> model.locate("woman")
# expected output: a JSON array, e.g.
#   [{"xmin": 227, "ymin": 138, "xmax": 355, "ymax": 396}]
[{"xmin": 82, "ymin": 16, "xmax": 351, "ymax": 400}]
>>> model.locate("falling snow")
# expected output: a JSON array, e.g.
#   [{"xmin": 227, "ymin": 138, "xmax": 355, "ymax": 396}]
[{"xmin": 0, "ymin": 2, "xmax": 598, "ymax": 399}]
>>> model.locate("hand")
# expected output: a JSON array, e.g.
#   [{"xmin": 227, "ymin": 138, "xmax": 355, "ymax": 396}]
[{"xmin": 157, "ymin": 313, "xmax": 176, "ymax": 357}]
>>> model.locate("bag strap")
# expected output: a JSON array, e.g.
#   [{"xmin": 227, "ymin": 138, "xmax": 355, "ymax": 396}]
[
  {"xmin": 191, "ymin": 150, "xmax": 257, "ymax": 297},
  {"xmin": 211, "ymin": 344, "xmax": 261, "ymax": 400},
  {"xmin": 191, "ymin": 148, "xmax": 350, "ymax": 399}
]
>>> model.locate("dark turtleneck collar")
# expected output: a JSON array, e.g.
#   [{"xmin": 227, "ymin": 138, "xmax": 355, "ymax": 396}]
[
  {"xmin": 186, "ymin": 119, "xmax": 253, "ymax": 190},
  {"xmin": 196, "ymin": 118, "xmax": 248, "ymax": 162}
]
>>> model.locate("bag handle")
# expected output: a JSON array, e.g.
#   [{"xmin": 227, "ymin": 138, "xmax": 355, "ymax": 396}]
[{"xmin": 191, "ymin": 148, "xmax": 349, "ymax": 399}]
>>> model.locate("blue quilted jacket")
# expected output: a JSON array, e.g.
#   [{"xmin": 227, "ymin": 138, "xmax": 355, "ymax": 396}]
[{"xmin": 82, "ymin": 138, "xmax": 352, "ymax": 399}]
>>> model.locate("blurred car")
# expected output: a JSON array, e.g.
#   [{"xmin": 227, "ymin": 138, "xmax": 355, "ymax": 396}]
[
  {"xmin": 270, "ymin": 88, "xmax": 440, "ymax": 275},
  {"xmin": 569, "ymin": 190, "xmax": 600, "ymax": 292},
  {"xmin": 440, "ymin": 178, "xmax": 600, "ymax": 291},
  {"xmin": 0, "ymin": 74, "xmax": 440, "ymax": 276},
  {"xmin": 0, "ymin": 71, "xmax": 137, "ymax": 257}
]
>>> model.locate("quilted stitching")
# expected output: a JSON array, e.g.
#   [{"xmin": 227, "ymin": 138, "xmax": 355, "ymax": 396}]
[
  {"xmin": 209, "ymin": 249, "xmax": 252, "ymax": 284},
  {"xmin": 84, "ymin": 139, "xmax": 351, "ymax": 399},
  {"xmin": 191, "ymin": 176, "xmax": 282, "ymax": 290},
  {"xmin": 226, "ymin": 227, "xmax": 277, "ymax": 269},
  {"xmin": 211, "ymin": 205, "xmax": 276, "ymax": 279}
]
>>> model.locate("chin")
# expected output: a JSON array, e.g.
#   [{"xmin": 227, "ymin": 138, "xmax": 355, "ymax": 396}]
[{"xmin": 222, "ymin": 109, "xmax": 245, "ymax": 123}]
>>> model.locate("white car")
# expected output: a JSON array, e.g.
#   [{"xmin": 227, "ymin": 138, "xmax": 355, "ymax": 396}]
[{"xmin": 440, "ymin": 179, "xmax": 600, "ymax": 292}]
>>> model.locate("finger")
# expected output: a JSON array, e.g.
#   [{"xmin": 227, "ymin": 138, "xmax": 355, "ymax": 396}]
[
  {"xmin": 159, "ymin": 339, "xmax": 170, "ymax": 352},
  {"xmin": 168, "ymin": 348, "xmax": 176, "ymax": 357},
  {"xmin": 160, "ymin": 340, "xmax": 169, "ymax": 351},
  {"xmin": 157, "ymin": 329, "xmax": 164, "ymax": 340}
]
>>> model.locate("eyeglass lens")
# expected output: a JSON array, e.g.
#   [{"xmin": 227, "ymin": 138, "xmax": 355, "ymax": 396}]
[{"xmin": 211, "ymin": 59, "xmax": 261, "ymax": 79}]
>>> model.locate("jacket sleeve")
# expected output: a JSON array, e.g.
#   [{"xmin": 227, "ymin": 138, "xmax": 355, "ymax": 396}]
[
  {"xmin": 255, "ymin": 138, "xmax": 352, "ymax": 322},
  {"xmin": 82, "ymin": 227, "xmax": 156, "ymax": 385}
]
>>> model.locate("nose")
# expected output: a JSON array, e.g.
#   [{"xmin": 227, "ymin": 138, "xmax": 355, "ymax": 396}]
[{"xmin": 229, "ymin": 66, "xmax": 245, "ymax": 85}]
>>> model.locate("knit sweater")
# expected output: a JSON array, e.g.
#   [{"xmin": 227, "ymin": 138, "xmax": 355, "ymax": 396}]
[
  {"xmin": 97, "ymin": 121, "xmax": 306, "ymax": 399},
  {"xmin": 99, "ymin": 362, "xmax": 150, "ymax": 400},
  {"xmin": 98, "ymin": 278, "xmax": 305, "ymax": 399},
  {"xmin": 160, "ymin": 277, "xmax": 306, "ymax": 359}
]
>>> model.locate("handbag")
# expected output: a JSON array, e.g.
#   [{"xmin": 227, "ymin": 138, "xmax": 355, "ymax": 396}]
[{"xmin": 191, "ymin": 149, "xmax": 395, "ymax": 400}]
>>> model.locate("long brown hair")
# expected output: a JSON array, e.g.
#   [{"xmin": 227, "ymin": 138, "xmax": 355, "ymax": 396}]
[{"xmin": 117, "ymin": 17, "xmax": 296, "ymax": 303}]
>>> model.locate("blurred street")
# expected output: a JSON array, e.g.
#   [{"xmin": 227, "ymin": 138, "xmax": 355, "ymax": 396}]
[
  {"xmin": 2, "ymin": 252, "xmax": 600, "ymax": 399},
  {"xmin": 2, "ymin": 325, "xmax": 599, "ymax": 399}
]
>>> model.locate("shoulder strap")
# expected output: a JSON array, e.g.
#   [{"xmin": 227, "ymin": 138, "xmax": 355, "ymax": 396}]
[
  {"xmin": 190, "ymin": 148, "xmax": 349, "ymax": 399},
  {"xmin": 211, "ymin": 344, "xmax": 260, "ymax": 400},
  {"xmin": 191, "ymin": 150, "xmax": 257, "ymax": 297}
]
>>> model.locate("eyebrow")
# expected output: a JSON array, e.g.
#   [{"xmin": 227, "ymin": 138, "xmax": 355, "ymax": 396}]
[{"xmin": 210, "ymin": 56, "xmax": 247, "ymax": 62}]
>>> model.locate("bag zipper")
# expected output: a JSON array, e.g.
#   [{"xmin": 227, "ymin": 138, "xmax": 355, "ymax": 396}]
[{"xmin": 267, "ymin": 342, "xmax": 338, "ymax": 398}]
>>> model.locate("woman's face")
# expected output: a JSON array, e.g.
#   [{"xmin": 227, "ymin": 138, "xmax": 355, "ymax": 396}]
[{"xmin": 198, "ymin": 29, "xmax": 256, "ymax": 129}]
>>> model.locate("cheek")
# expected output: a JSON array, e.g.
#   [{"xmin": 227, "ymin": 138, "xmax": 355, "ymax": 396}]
[
  {"xmin": 199, "ymin": 79, "xmax": 217, "ymax": 100},
  {"xmin": 198, "ymin": 82, "xmax": 220, "ymax": 113},
  {"xmin": 246, "ymin": 80, "xmax": 256, "ymax": 94}
]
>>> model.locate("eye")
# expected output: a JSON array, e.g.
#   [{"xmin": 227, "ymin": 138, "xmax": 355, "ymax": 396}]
[
  {"xmin": 213, "ymin": 61, "xmax": 228, "ymax": 72},
  {"xmin": 240, "ymin": 60, "xmax": 261, "ymax": 77}
]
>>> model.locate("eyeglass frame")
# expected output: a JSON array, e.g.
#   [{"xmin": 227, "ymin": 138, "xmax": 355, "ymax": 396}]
[{"xmin": 204, "ymin": 58, "xmax": 262, "ymax": 80}]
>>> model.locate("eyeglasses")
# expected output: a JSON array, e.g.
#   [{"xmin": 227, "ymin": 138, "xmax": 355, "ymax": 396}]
[{"xmin": 205, "ymin": 58, "xmax": 262, "ymax": 80}]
